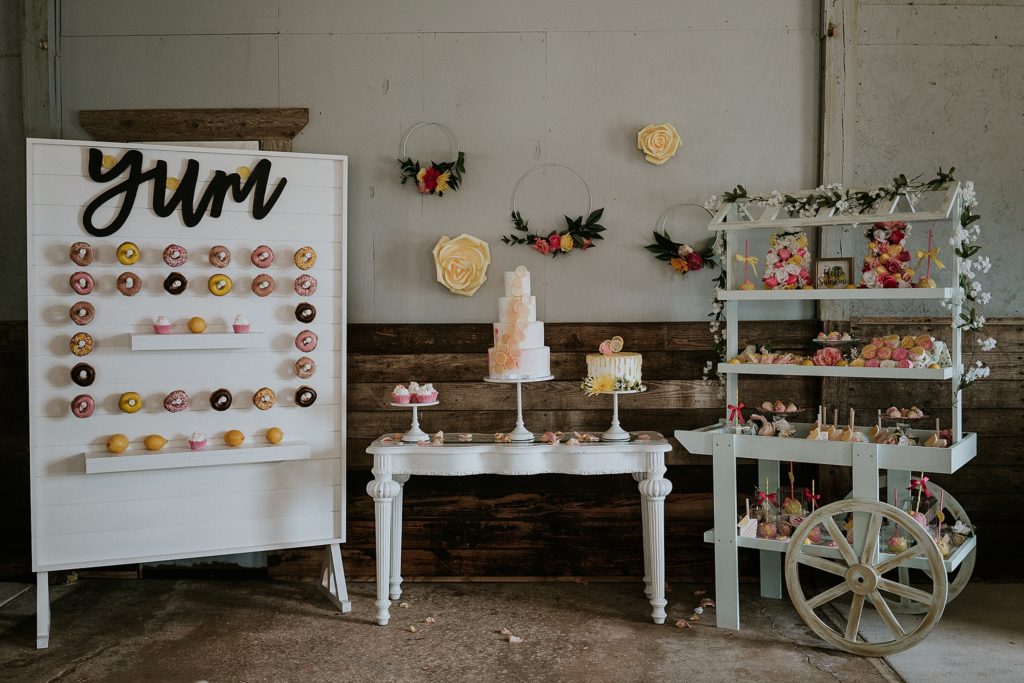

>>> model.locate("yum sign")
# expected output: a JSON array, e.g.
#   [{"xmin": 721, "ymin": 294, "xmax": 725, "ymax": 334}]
[{"xmin": 81, "ymin": 148, "xmax": 287, "ymax": 236}]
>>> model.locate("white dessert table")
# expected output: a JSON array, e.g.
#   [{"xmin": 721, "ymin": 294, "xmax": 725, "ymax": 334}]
[{"xmin": 365, "ymin": 432, "xmax": 674, "ymax": 625}]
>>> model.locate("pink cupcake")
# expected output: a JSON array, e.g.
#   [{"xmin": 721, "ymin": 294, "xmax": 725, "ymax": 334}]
[
  {"xmin": 232, "ymin": 314, "xmax": 251, "ymax": 334},
  {"xmin": 153, "ymin": 316, "xmax": 172, "ymax": 334},
  {"xmin": 188, "ymin": 431, "xmax": 207, "ymax": 451},
  {"xmin": 418, "ymin": 383, "xmax": 438, "ymax": 403},
  {"xmin": 391, "ymin": 385, "xmax": 410, "ymax": 404}
]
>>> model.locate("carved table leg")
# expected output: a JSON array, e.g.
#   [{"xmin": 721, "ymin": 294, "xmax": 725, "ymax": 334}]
[
  {"xmin": 367, "ymin": 476, "xmax": 401, "ymax": 625},
  {"xmin": 639, "ymin": 454, "xmax": 673, "ymax": 624},
  {"xmin": 633, "ymin": 472, "xmax": 652, "ymax": 597},
  {"xmin": 390, "ymin": 474, "xmax": 410, "ymax": 601}
]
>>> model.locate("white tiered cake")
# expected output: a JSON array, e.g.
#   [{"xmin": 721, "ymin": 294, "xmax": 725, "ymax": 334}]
[{"xmin": 488, "ymin": 266, "xmax": 551, "ymax": 380}]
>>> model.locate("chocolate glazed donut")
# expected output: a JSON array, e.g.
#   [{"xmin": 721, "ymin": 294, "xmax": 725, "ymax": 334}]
[
  {"xmin": 295, "ymin": 385, "xmax": 317, "ymax": 407},
  {"xmin": 210, "ymin": 388, "xmax": 233, "ymax": 411},
  {"xmin": 71, "ymin": 362, "xmax": 95, "ymax": 387},
  {"xmin": 163, "ymin": 272, "xmax": 188, "ymax": 295},
  {"xmin": 295, "ymin": 303, "xmax": 316, "ymax": 323}
]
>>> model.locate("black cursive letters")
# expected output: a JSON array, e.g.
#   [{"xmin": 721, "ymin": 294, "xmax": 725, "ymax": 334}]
[{"xmin": 82, "ymin": 148, "xmax": 287, "ymax": 236}]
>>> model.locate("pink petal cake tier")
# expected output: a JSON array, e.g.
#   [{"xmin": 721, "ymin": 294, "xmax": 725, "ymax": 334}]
[{"xmin": 488, "ymin": 266, "xmax": 551, "ymax": 379}]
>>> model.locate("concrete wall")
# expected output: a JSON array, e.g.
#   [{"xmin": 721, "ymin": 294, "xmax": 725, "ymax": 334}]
[
  {"xmin": 51, "ymin": 1, "xmax": 820, "ymax": 323},
  {"xmin": 852, "ymin": 0, "xmax": 1024, "ymax": 318}
]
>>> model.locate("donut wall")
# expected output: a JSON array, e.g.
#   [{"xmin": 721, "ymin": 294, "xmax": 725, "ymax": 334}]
[{"xmin": 26, "ymin": 139, "xmax": 347, "ymax": 572}]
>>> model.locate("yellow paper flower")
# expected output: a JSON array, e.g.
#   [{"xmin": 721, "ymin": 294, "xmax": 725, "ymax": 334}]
[
  {"xmin": 432, "ymin": 233, "xmax": 491, "ymax": 297},
  {"xmin": 435, "ymin": 171, "xmax": 452, "ymax": 194},
  {"xmin": 637, "ymin": 123, "xmax": 681, "ymax": 165},
  {"xmin": 671, "ymin": 257, "xmax": 689, "ymax": 273},
  {"xmin": 560, "ymin": 234, "xmax": 574, "ymax": 252},
  {"xmin": 591, "ymin": 375, "xmax": 616, "ymax": 393},
  {"xmin": 416, "ymin": 168, "xmax": 427, "ymax": 183},
  {"xmin": 788, "ymin": 255, "xmax": 803, "ymax": 265},
  {"xmin": 797, "ymin": 235, "xmax": 809, "ymax": 248}
]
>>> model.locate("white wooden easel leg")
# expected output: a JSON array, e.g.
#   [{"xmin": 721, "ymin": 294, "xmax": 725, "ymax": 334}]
[
  {"xmin": 712, "ymin": 435, "xmax": 740, "ymax": 630},
  {"xmin": 36, "ymin": 572, "xmax": 50, "ymax": 649},
  {"xmin": 390, "ymin": 474, "xmax": 410, "ymax": 601},
  {"xmin": 367, "ymin": 477, "xmax": 400, "ymax": 626},
  {"xmin": 633, "ymin": 472, "xmax": 652, "ymax": 597},
  {"xmin": 757, "ymin": 459, "xmax": 782, "ymax": 599},
  {"xmin": 639, "ymin": 452, "xmax": 672, "ymax": 624},
  {"xmin": 319, "ymin": 543, "xmax": 352, "ymax": 613}
]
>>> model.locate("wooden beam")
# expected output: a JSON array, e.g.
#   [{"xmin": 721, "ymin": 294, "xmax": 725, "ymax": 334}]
[
  {"xmin": 78, "ymin": 107, "xmax": 309, "ymax": 143},
  {"xmin": 20, "ymin": 0, "xmax": 59, "ymax": 137}
]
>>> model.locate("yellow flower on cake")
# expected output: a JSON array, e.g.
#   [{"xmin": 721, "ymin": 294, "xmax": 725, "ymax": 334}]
[
  {"xmin": 432, "ymin": 233, "xmax": 491, "ymax": 297},
  {"xmin": 636, "ymin": 123, "xmax": 681, "ymax": 165},
  {"xmin": 434, "ymin": 171, "xmax": 452, "ymax": 195},
  {"xmin": 560, "ymin": 234, "xmax": 574, "ymax": 252},
  {"xmin": 591, "ymin": 375, "xmax": 616, "ymax": 394}
]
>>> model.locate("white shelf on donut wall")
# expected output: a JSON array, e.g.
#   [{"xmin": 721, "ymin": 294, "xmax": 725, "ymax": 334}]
[{"xmin": 130, "ymin": 331, "xmax": 267, "ymax": 351}]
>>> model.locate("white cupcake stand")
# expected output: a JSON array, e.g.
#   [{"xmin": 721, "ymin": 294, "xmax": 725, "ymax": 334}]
[
  {"xmin": 675, "ymin": 182, "xmax": 978, "ymax": 656},
  {"xmin": 389, "ymin": 400, "xmax": 440, "ymax": 443},
  {"xmin": 483, "ymin": 375, "xmax": 553, "ymax": 441}
]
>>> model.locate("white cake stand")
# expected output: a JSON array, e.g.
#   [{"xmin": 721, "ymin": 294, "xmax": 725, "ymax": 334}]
[
  {"xmin": 390, "ymin": 400, "xmax": 440, "ymax": 443},
  {"xmin": 590, "ymin": 388, "xmax": 647, "ymax": 441},
  {"xmin": 483, "ymin": 375, "xmax": 554, "ymax": 442}
]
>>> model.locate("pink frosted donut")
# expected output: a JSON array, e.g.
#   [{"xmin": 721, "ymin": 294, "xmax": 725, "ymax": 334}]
[
  {"xmin": 71, "ymin": 393, "xmax": 95, "ymax": 418},
  {"xmin": 163, "ymin": 390, "xmax": 190, "ymax": 413},
  {"xmin": 70, "ymin": 272, "xmax": 95, "ymax": 295},
  {"xmin": 251, "ymin": 245, "xmax": 274, "ymax": 268},
  {"xmin": 294, "ymin": 274, "xmax": 317, "ymax": 296},
  {"xmin": 295, "ymin": 329, "xmax": 318, "ymax": 352},
  {"xmin": 163, "ymin": 244, "xmax": 188, "ymax": 267}
]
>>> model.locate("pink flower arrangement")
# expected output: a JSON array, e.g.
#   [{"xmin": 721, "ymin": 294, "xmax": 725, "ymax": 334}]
[
  {"xmin": 812, "ymin": 347, "xmax": 843, "ymax": 366},
  {"xmin": 763, "ymin": 230, "xmax": 811, "ymax": 290},
  {"xmin": 861, "ymin": 221, "xmax": 914, "ymax": 288},
  {"xmin": 531, "ymin": 240, "xmax": 551, "ymax": 255}
]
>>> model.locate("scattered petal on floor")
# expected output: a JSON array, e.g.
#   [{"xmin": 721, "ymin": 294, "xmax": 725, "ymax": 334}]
[
  {"xmin": 399, "ymin": 602, "xmax": 411, "ymax": 609},
  {"xmin": 424, "ymin": 617, "xmax": 436, "ymax": 624},
  {"xmin": 694, "ymin": 590, "xmax": 706, "ymax": 596},
  {"xmin": 674, "ymin": 619, "xmax": 694, "ymax": 630},
  {"xmin": 508, "ymin": 635, "xmax": 523, "ymax": 644},
  {"xmin": 408, "ymin": 625, "xmax": 418, "ymax": 633},
  {"xmin": 700, "ymin": 598, "xmax": 716, "ymax": 609},
  {"xmin": 694, "ymin": 607, "xmax": 704, "ymax": 615},
  {"xmin": 499, "ymin": 627, "xmax": 512, "ymax": 636}
]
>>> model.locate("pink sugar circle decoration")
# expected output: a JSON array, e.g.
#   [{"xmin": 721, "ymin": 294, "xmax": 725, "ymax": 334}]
[
  {"xmin": 509, "ymin": 347, "xmax": 522, "ymax": 360},
  {"xmin": 494, "ymin": 350, "xmax": 508, "ymax": 365},
  {"xmin": 513, "ymin": 300, "xmax": 528, "ymax": 315},
  {"xmin": 599, "ymin": 340, "xmax": 613, "ymax": 355},
  {"xmin": 512, "ymin": 330, "xmax": 525, "ymax": 343},
  {"xmin": 514, "ymin": 317, "xmax": 527, "ymax": 330}
]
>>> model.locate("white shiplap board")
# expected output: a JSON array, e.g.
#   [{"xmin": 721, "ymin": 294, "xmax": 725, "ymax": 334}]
[{"xmin": 27, "ymin": 139, "xmax": 347, "ymax": 572}]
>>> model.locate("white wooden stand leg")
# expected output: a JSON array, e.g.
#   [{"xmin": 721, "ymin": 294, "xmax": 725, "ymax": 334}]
[
  {"xmin": 36, "ymin": 572, "xmax": 49, "ymax": 649},
  {"xmin": 633, "ymin": 472, "xmax": 652, "ymax": 598},
  {"xmin": 319, "ymin": 543, "xmax": 352, "ymax": 613},
  {"xmin": 758, "ymin": 460, "xmax": 782, "ymax": 599},
  {"xmin": 712, "ymin": 435, "xmax": 741, "ymax": 630},
  {"xmin": 638, "ymin": 452, "xmax": 672, "ymax": 624},
  {"xmin": 852, "ymin": 446, "xmax": 881, "ymax": 559},
  {"xmin": 367, "ymin": 476, "xmax": 401, "ymax": 625},
  {"xmin": 390, "ymin": 474, "xmax": 410, "ymax": 601}
]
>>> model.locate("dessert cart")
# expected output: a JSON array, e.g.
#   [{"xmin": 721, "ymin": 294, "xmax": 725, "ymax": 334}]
[{"xmin": 675, "ymin": 182, "xmax": 977, "ymax": 655}]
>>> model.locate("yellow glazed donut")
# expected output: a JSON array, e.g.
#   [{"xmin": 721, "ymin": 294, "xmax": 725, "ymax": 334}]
[
  {"xmin": 208, "ymin": 274, "xmax": 233, "ymax": 296},
  {"xmin": 294, "ymin": 246, "xmax": 317, "ymax": 270},
  {"xmin": 119, "ymin": 391, "xmax": 143, "ymax": 413},
  {"xmin": 116, "ymin": 241, "xmax": 141, "ymax": 265}
]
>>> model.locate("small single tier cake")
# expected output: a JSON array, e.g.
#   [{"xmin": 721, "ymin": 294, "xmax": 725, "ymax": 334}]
[
  {"xmin": 586, "ymin": 351, "xmax": 643, "ymax": 384},
  {"xmin": 488, "ymin": 266, "xmax": 551, "ymax": 379}
]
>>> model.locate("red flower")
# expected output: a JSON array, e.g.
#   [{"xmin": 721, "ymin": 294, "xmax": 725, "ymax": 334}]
[
  {"xmin": 417, "ymin": 167, "xmax": 441, "ymax": 193},
  {"xmin": 548, "ymin": 233, "xmax": 561, "ymax": 251},
  {"xmin": 890, "ymin": 230, "xmax": 905, "ymax": 243},
  {"xmin": 582, "ymin": 238, "xmax": 593, "ymax": 251},
  {"xmin": 812, "ymin": 347, "xmax": 843, "ymax": 366},
  {"xmin": 887, "ymin": 260, "xmax": 902, "ymax": 274},
  {"xmin": 686, "ymin": 252, "xmax": 704, "ymax": 271},
  {"xmin": 881, "ymin": 275, "xmax": 899, "ymax": 288},
  {"xmin": 898, "ymin": 249, "xmax": 911, "ymax": 262},
  {"xmin": 531, "ymin": 239, "xmax": 551, "ymax": 255}
]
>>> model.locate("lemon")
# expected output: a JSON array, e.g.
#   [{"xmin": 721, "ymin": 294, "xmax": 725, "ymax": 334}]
[
  {"xmin": 610, "ymin": 336, "xmax": 624, "ymax": 353},
  {"xmin": 927, "ymin": 363, "xmax": 941, "ymax": 369},
  {"xmin": 188, "ymin": 316, "xmax": 207, "ymax": 333},
  {"xmin": 801, "ymin": 360, "xmax": 814, "ymax": 366},
  {"xmin": 266, "ymin": 427, "xmax": 284, "ymax": 444},
  {"xmin": 726, "ymin": 358, "xmax": 741, "ymax": 365},
  {"xmin": 837, "ymin": 360, "xmax": 849, "ymax": 367},
  {"xmin": 144, "ymin": 434, "xmax": 167, "ymax": 451},
  {"xmin": 224, "ymin": 429, "xmax": 245, "ymax": 447},
  {"xmin": 107, "ymin": 434, "xmax": 129, "ymax": 454}
]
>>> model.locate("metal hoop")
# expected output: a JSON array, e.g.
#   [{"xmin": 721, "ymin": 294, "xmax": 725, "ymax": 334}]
[
  {"xmin": 510, "ymin": 163, "xmax": 592, "ymax": 218},
  {"xmin": 655, "ymin": 202, "xmax": 715, "ymax": 232},
  {"xmin": 399, "ymin": 122, "xmax": 461, "ymax": 160}
]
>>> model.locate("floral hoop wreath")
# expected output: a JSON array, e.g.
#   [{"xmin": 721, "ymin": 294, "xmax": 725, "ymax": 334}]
[
  {"xmin": 645, "ymin": 203, "xmax": 720, "ymax": 277},
  {"xmin": 501, "ymin": 163, "xmax": 605, "ymax": 257},
  {"xmin": 397, "ymin": 122, "xmax": 466, "ymax": 196}
]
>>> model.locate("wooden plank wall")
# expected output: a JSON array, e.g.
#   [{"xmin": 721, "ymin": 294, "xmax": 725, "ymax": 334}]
[{"xmin": 270, "ymin": 320, "xmax": 820, "ymax": 581}]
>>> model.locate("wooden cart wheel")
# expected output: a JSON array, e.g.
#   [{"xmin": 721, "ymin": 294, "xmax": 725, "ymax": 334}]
[
  {"xmin": 785, "ymin": 499, "xmax": 948, "ymax": 656},
  {"xmin": 844, "ymin": 477, "xmax": 976, "ymax": 613}
]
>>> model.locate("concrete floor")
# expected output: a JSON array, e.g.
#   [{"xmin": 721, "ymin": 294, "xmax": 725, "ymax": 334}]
[{"xmin": 0, "ymin": 579, "xmax": 897, "ymax": 682}]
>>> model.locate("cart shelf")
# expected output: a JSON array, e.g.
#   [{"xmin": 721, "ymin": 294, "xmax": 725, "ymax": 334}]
[
  {"xmin": 717, "ymin": 363, "xmax": 952, "ymax": 380},
  {"xmin": 717, "ymin": 287, "xmax": 953, "ymax": 302}
]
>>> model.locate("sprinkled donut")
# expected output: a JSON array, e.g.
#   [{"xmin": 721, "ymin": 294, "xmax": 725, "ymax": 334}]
[
  {"xmin": 251, "ymin": 245, "xmax": 274, "ymax": 268},
  {"xmin": 208, "ymin": 274, "xmax": 233, "ymax": 296},
  {"xmin": 71, "ymin": 362, "xmax": 95, "ymax": 387},
  {"xmin": 209, "ymin": 245, "xmax": 231, "ymax": 268},
  {"xmin": 210, "ymin": 388, "xmax": 233, "ymax": 411},
  {"xmin": 253, "ymin": 387, "xmax": 277, "ymax": 410},
  {"xmin": 117, "ymin": 271, "xmax": 142, "ymax": 296},
  {"xmin": 163, "ymin": 272, "xmax": 188, "ymax": 295},
  {"xmin": 294, "ymin": 356, "xmax": 316, "ymax": 379},
  {"xmin": 163, "ymin": 389, "xmax": 190, "ymax": 413},
  {"xmin": 70, "ymin": 301, "xmax": 95, "ymax": 325},
  {"xmin": 70, "ymin": 272, "xmax": 95, "ymax": 295},
  {"xmin": 295, "ymin": 386, "xmax": 317, "ymax": 408},
  {"xmin": 295, "ymin": 303, "xmax": 316, "ymax": 323},
  {"xmin": 116, "ymin": 241, "xmax": 141, "ymax": 265},
  {"xmin": 69, "ymin": 242, "xmax": 94, "ymax": 266},
  {"xmin": 70, "ymin": 332, "xmax": 94, "ymax": 356},
  {"xmin": 71, "ymin": 394, "xmax": 95, "ymax": 418},
  {"xmin": 294, "ymin": 246, "xmax": 317, "ymax": 270},
  {"xmin": 163, "ymin": 244, "xmax": 188, "ymax": 267},
  {"xmin": 294, "ymin": 275, "xmax": 317, "ymax": 296},
  {"xmin": 295, "ymin": 330, "xmax": 318, "ymax": 353},
  {"xmin": 251, "ymin": 274, "xmax": 275, "ymax": 297}
]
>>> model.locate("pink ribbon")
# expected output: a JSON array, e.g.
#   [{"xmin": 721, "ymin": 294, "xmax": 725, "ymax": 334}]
[
  {"xmin": 728, "ymin": 403, "xmax": 746, "ymax": 424},
  {"xmin": 804, "ymin": 487, "xmax": 821, "ymax": 511},
  {"xmin": 908, "ymin": 476, "xmax": 933, "ymax": 499},
  {"xmin": 756, "ymin": 490, "xmax": 777, "ymax": 507}
]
